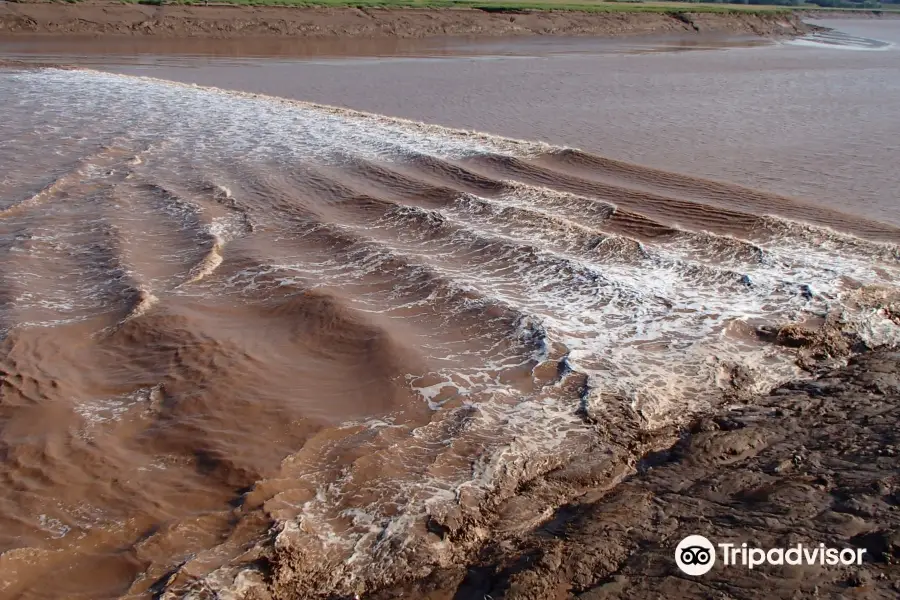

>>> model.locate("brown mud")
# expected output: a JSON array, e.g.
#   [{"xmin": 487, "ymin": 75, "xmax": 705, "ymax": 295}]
[
  {"xmin": 365, "ymin": 350, "xmax": 900, "ymax": 600},
  {"xmin": 0, "ymin": 1, "xmax": 812, "ymax": 39}
]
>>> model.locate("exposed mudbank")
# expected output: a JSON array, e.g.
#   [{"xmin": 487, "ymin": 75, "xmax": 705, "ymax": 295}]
[
  {"xmin": 0, "ymin": 3, "xmax": 812, "ymax": 39},
  {"xmin": 361, "ymin": 349, "xmax": 900, "ymax": 600}
]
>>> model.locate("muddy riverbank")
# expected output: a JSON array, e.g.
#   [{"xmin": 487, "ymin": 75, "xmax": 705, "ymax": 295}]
[
  {"xmin": 0, "ymin": 3, "xmax": 812, "ymax": 39},
  {"xmin": 234, "ymin": 349, "xmax": 900, "ymax": 600}
]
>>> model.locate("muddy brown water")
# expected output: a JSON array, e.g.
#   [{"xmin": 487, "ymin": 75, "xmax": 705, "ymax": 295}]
[{"xmin": 0, "ymin": 20, "xmax": 899, "ymax": 599}]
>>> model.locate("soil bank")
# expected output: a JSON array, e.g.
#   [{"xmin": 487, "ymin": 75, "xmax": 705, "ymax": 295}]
[{"xmin": 0, "ymin": 2, "xmax": 812, "ymax": 39}]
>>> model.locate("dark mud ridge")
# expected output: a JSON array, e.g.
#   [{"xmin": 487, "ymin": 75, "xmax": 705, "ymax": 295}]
[
  {"xmin": 363, "ymin": 351, "xmax": 900, "ymax": 600},
  {"xmin": 0, "ymin": 3, "xmax": 812, "ymax": 39}
]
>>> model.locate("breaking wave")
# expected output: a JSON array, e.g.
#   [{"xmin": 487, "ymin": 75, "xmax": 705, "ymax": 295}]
[{"xmin": 787, "ymin": 29, "xmax": 894, "ymax": 51}]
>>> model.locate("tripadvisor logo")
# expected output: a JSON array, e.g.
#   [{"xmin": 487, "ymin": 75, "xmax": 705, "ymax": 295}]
[
  {"xmin": 675, "ymin": 535, "xmax": 716, "ymax": 576},
  {"xmin": 675, "ymin": 535, "xmax": 866, "ymax": 576}
]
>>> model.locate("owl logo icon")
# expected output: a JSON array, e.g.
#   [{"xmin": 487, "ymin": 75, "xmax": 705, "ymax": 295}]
[{"xmin": 675, "ymin": 535, "xmax": 716, "ymax": 576}]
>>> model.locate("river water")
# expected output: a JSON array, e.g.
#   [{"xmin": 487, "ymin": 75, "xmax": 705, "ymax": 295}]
[{"xmin": 0, "ymin": 19, "xmax": 898, "ymax": 599}]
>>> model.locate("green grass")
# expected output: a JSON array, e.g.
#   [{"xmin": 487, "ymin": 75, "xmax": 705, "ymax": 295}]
[{"xmin": 110, "ymin": 0, "xmax": 794, "ymax": 14}]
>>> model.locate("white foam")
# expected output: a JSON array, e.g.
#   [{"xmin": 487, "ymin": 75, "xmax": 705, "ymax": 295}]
[
  {"xmin": 37, "ymin": 514, "xmax": 70, "ymax": 539},
  {"xmin": 7, "ymin": 69, "xmax": 543, "ymax": 167},
  {"xmin": 786, "ymin": 31, "xmax": 894, "ymax": 52}
]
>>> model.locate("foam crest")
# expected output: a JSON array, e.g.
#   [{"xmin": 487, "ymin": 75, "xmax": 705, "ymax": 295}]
[
  {"xmin": 787, "ymin": 30, "xmax": 894, "ymax": 51},
  {"xmin": 8, "ymin": 69, "xmax": 543, "ymax": 167}
]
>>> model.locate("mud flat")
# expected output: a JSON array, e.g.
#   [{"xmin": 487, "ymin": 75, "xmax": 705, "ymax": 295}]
[
  {"xmin": 0, "ymin": 2, "xmax": 812, "ymax": 39},
  {"xmin": 383, "ymin": 354, "xmax": 900, "ymax": 600}
]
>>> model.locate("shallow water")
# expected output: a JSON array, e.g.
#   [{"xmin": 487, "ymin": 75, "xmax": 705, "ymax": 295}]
[{"xmin": 0, "ymin": 20, "xmax": 899, "ymax": 599}]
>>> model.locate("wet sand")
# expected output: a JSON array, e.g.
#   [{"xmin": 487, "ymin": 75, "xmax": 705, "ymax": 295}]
[{"xmin": 1, "ymin": 19, "xmax": 899, "ymax": 600}]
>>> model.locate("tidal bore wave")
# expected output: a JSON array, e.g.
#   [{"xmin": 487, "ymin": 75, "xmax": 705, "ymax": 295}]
[
  {"xmin": 0, "ymin": 68, "xmax": 898, "ymax": 599},
  {"xmin": 787, "ymin": 29, "xmax": 894, "ymax": 51}
]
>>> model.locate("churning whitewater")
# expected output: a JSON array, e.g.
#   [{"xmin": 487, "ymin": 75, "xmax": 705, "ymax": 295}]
[{"xmin": 0, "ymin": 67, "xmax": 898, "ymax": 599}]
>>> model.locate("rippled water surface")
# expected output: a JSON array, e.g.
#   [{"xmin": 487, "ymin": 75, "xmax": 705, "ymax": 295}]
[
  {"xmin": 0, "ymin": 19, "xmax": 899, "ymax": 599},
  {"xmin": 56, "ymin": 18, "xmax": 895, "ymax": 227}
]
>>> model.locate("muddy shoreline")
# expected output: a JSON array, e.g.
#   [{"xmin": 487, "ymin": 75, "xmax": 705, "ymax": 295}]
[
  {"xmin": 142, "ymin": 304, "xmax": 900, "ymax": 599},
  {"xmin": 165, "ymin": 347, "xmax": 899, "ymax": 600},
  {"xmin": 0, "ymin": 3, "xmax": 813, "ymax": 39},
  {"xmin": 367, "ymin": 350, "xmax": 900, "ymax": 600}
]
